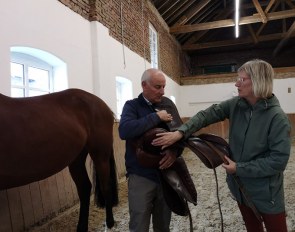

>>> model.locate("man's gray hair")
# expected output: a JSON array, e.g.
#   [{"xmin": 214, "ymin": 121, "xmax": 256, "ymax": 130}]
[{"xmin": 141, "ymin": 68, "xmax": 163, "ymax": 83}]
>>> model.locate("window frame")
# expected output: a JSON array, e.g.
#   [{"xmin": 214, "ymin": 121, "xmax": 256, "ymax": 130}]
[
  {"xmin": 11, "ymin": 52, "xmax": 53, "ymax": 97},
  {"xmin": 149, "ymin": 23, "xmax": 159, "ymax": 69},
  {"xmin": 116, "ymin": 76, "xmax": 133, "ymax": 120}
]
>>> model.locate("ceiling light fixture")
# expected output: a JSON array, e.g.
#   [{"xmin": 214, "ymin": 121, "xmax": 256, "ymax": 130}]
[{"xmin": 235, "ymin": 0, "xmax": 240, "ymax": 38}]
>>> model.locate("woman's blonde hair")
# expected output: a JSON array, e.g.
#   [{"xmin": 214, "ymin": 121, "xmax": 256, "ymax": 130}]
[{"xmin": 238, "ymin": 59, "xmax": 274, "ymax": 98}]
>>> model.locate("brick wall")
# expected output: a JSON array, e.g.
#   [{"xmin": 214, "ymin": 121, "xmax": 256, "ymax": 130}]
[
  {"xmin": 56, "ymin": 0, "xmax": 295, "ymax": 84},
  {"xmin": 58, "ymin": 0, "xmax": 190, "ymax": 83}
]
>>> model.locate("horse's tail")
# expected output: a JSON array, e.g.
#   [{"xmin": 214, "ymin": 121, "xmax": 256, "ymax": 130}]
[{"xmin": 93, "ymin": 149, "xmax": 119, "ymax": 208}]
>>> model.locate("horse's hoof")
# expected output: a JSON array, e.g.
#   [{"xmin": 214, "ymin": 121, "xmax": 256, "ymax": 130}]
[
  {"xmin": 105, "ymin": 220, "xmax": 116, "ymax": 229},
  {"xmin": 77, "ymin": 225, "xmax": 88, "ymax": 232}
]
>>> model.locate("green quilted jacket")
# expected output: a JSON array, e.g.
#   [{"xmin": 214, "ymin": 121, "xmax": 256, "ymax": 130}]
[{"xmin": 179, "ymin": 95, "xmax": 291, "ymax": 213}]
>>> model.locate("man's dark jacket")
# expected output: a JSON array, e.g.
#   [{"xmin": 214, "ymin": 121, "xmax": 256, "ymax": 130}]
[{"xmin": 119, "ymin": 93, "xmax": 170, "ymax": 183}]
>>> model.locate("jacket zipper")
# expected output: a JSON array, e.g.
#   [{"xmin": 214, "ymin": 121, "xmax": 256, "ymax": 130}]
[{"xmin": 241, "ymin": 109, "xmax": 253, "ymax": 156}]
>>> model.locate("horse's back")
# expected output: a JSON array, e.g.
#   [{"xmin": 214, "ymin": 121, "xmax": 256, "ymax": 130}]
[{"xmin": 0, "ymin": 89, "xmax": 114, "ymax": 189}]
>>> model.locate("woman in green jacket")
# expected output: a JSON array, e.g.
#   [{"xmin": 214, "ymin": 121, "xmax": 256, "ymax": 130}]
[{"xmin": 152, "ymin": 59, "xmax": 291, "ymax": 232}]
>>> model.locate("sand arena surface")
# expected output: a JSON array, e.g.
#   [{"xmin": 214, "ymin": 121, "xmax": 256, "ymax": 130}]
[{"xmin": 29, "ymin": 145, "xmax": 295, "ymax": 232}]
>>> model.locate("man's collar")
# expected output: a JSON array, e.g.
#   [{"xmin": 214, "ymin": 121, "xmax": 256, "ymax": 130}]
[{"xmin": 142, "ymin": 95, "xmax": 152, "ymax": 105}]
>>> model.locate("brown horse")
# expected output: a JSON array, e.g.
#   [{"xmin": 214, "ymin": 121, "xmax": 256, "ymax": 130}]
[{"xmin": 0, "ymin": 89, "xmax": 118, "ymax": 232}]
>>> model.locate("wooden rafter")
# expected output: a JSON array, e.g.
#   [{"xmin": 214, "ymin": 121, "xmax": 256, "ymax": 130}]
[
  {"xmin": 163, "ymin": 0, "xmax": 189, "ymax": 21},
  {"xmin": 170, "ymin": 9, "xmax": 295, "ymax": 34},
  {"xmin": 252, "ymin": 0, "xmax": 268, "ymax": 23},
  {"xmin": 247, "ymin": 24, "xmax": 259, "ymax": 43},
  {"xmin": 183, "ymin": 6, "xmax": 233, "ymax": 45},
  {"xmin": 273, "ymin": 21, "xmax": 295, "ymax": 56},
  {"xmin": 166, "ymin": 0, "xmax": 195, "ymax": 25},
  {"xmin": 256, "ymin": 0, "xmax": 280, "ymax": 36},
  {"xmin": 161, "ymin": 0, "xmax": 180, "ymax": 18},
  {"xmin": 173, "ymin": 0, "xmax": 210, "ymax": 26},
  {"xmin": 264, "ymin": 0, "xmax": 276, "ymax": 13},
  {"xmin": 286, "ymin": 0, "xmax": 295, "ymax": 9},
  {"xmin": 182, "ymin": 32, "xmax": 295, "ymax": 50}
]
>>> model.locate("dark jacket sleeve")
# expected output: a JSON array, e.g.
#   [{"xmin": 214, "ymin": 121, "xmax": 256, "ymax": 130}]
[{"xmin": 119, "ymin": 99, "xmax": 161, "ymax": 140}]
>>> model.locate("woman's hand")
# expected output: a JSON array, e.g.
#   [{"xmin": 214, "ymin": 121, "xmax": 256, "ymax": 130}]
[
  {"xmin": 222, "ymin": 156, "xmax": 237, "ymax": 174},
  {"xmin": 152, "ymin": 131, "xmax": 183, "ymax": 149}
]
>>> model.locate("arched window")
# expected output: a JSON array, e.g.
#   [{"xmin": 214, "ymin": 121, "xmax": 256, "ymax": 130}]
[
  {"xmin": 149, "ymin": 23, "xmax": 158, "ymax": 69},
  {"xmin": 116, "ymin": 76, "xmax": 132, "ymax": 120},
  {"xmin": 10, "ymin": 47, "xmax": 67, "ymax": 97}
]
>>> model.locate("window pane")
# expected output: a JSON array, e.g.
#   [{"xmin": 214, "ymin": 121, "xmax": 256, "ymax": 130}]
[
  {"xmin": 149, "ymin": 24, "xmax": 158, "ymax": 69},
  {"xmin": 11, "ymin": 88, "xmax": 25, "ymax": 97},
  {"xmin": 29, "ymin": 90, "xmax": 49, "ymax": 97},
  {"xmin": 11, "ymin": 62, "xmax": 24, "ymax": 86},
  {"xmin": 28, "ymin": 67, "xmax": 49, "ymax": 90}
]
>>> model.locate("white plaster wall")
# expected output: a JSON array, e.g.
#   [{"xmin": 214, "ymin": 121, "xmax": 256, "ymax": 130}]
[
  {"xmin": 178, "ymin": 77, "xmax": 295, "ymax": 117},
  {"xmin": 0, "ymin": 0, "xmax": 93, "ymax": 94},
  {"xmin": 178, "ymin": 82, "xmax": 237, "ymax": 117},
  {"xmin": 274, "ymin": 78, "xmax": 295, "ymax": 114},
  {"xmin": 0, "ymin": 0, "xmax": 294, "ymax": 117},
  {"xmin": 90, "ymin": 21, "xmax": 180, "ymax": 111},
  {"xmin": 90, "ymin": 22, "xmax": 148, "ymax": 110}
]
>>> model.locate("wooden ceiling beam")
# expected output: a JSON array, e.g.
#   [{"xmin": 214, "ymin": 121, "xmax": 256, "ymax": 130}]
[
  {"xmin": 176, "ymin": 1, "xmax": 221, "ymax": 43},
  {"xmin": 252, "ymin": 0, "xmax": 268, "ymax": 23},
  {"xmin": 183, "ymin": 6, "xmax": 233, "ymax": 45},
  {"xmin": 273, "ymin": 21, "xmax": 295, "ymax": 56},
  {"xmin": 285, "ymin": 0, "xmax": 295, "ymax": 9},
  {"xmin": 157, "ymin": 0, "xmax": 170, "ymax": 12},
  {"xmin": 247, "ymin": 24, "xmax": 259, "ymax": 44},
  {"xmin": 182, "ymin": 32, "xmax": 295, "ymax": 50},
  {"xmin": 162, "ymin": 0, "xmax": 189, "ymax": 21},
  {"xmin": 173, "ymin": 0, "xmax": 211, "ymax": 26},
  {"xmin": 264, "ymin": 0, "xmax": 276, "ymax": 13},
  {"xmin": 170, "ymin": 9, "xmax": 295, "ymax": 34},
  {"xmin": 256, "ymin": 0, "xmax": 280, "ymax": 36},
  {"xmin": 161, "ymin": 0, "xmax": 180, "ymax": 19},
  {"xmin": 166, "ymin": 0, "xmax": 195, "ymax": 25}
]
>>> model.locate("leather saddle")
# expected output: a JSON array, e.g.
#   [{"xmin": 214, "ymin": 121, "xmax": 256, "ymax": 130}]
[
  {"xmin": 153, "ymin": 96, "xmax": 230, "ymax": 169},
  {"xmin": 136, "ymin": 127, "xmax": 197, "ymax": 216}
]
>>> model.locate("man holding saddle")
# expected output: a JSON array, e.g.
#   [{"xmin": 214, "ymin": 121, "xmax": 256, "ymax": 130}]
[{"xmin": 119, "ymin": 68, "xmax": 196, "ymax": 232}]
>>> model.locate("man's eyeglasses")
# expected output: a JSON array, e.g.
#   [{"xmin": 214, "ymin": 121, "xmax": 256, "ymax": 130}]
[{"xmin": 236, "ymin": 76, "xmax": 250, "ymax": 83}]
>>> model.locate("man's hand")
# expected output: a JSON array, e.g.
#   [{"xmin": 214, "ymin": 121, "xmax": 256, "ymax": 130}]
[{"xmin": 156, "ymin": 110, "xmax": 173, "ymax": 122}]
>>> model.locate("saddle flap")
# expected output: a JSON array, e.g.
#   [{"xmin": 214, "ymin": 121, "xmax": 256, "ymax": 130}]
[
  {"xmin": 186, "ymin": 134, "xmax": 230, "ymax": 169},
  {"xmin": 161, "ymin": 157, "xmax": 197, "ymax": 205},
  {"xmin": 161, "ymin": 156, "xmax": 197, "ymax": 216}
]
